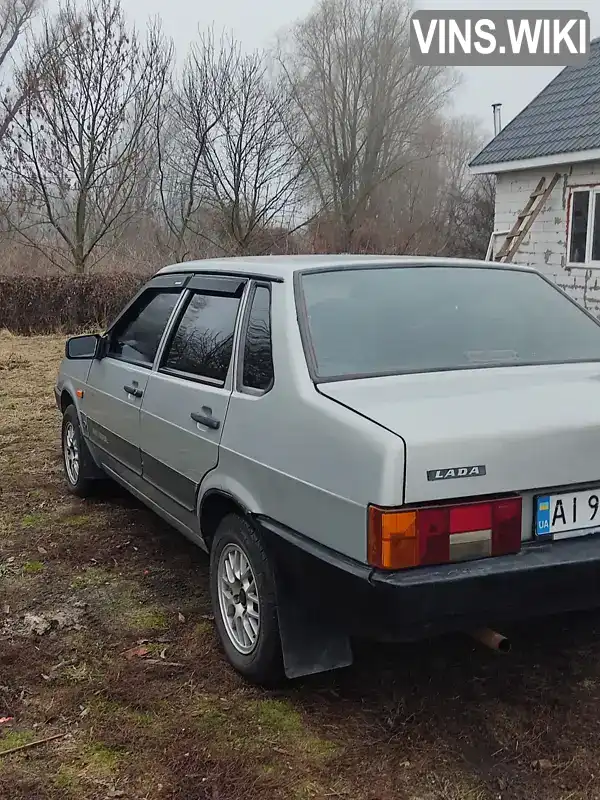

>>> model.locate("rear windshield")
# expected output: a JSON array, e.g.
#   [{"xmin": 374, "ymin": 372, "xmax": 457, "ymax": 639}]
[{"xmin": 297, "ymin": 266, "xmax": 600, "ymax": 380}]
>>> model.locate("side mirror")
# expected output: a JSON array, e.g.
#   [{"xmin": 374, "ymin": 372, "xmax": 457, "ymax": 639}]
[{"xmin": 65, "ymin": 334, "xmax": 107, "ymax": 360}]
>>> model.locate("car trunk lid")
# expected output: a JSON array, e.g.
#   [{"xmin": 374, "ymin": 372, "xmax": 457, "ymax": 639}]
[{"xmin": 318, "ymin": 362, "xmax": 600, "ymax": 504}]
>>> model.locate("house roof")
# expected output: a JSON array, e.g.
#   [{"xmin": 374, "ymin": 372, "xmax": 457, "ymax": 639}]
[{"xmin": 470, "ymin": 38, "xmax": 600, "ymax": 172}]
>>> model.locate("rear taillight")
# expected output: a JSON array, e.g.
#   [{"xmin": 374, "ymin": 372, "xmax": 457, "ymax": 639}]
[{"xmin": 368, "ymin": 497, "xmax": 522, "ymax": 570}]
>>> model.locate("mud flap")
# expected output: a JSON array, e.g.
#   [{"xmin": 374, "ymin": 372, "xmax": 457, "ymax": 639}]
[{"xmin": 275, "ymin": 572, "xmax": 354, "ymax": 679}]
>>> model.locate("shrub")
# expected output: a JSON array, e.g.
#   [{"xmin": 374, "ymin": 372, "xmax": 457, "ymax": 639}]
[{"xmin": 0, "ymin": 273, "xmax": 148, "ymax": 334}]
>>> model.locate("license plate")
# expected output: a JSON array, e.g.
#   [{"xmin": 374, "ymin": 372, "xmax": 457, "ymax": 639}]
[{"xmin": 535, "ymin": 488, "xmax": 600, "ymax": 539}]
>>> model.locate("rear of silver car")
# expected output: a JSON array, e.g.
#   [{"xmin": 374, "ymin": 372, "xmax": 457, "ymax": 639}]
[{"xmin": 289, "ymin": 262, "xmax": 600, "ymax": 638}]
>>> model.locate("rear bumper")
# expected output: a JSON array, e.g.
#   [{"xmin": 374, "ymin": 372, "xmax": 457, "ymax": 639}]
[
  {"xmin": 371, "ymin": 535, "xmax": 600, "ymax": 638},
  {"xmin": 258, "ymin": 517, "xmax": 600, "ymax": 640}
]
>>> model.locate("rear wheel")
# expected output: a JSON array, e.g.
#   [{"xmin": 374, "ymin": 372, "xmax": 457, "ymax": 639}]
[
  {"xmin": 209, "ymin": 514, "xmax": 283, "ymax": 686},
  {"xmin": 61, "ymin": 405, "xmax": 99, "ymax": 497}
]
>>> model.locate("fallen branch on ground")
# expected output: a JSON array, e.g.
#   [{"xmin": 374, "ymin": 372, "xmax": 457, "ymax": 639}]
[{"xmin": 0, "ymin": 732, "xmax": 67, "ymax": 757}]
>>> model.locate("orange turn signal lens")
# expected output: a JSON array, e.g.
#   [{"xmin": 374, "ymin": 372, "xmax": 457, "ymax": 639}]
[{"xmin": 368, "ymin": 506, "xmax": 418, "ymax": 569}]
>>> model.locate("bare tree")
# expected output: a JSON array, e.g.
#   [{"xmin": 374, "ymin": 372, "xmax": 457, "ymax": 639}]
[
  {"xmin": 0, "ymin": 0, "xmax": 40, "ymax": 144},
  {"xmin": 201, "ymin": 44, "xmax": 307, "ymax": 255},
  {"xmin": 155, "ymin": 32, "xmax": 305, "ymax": 261},
  {"xmin": 378, "ymin": 115, "xmax": 487, "ymax": 256},
  {"xmin": 443, "ymin": 173, "xmax": 495, "ymax": 259},
  {"xmin": 278, "ymin": 0, "xmax": 456, "ymax": 251},
  {"xmin": 304, "ymin": 111, "xmax": 492, "ymax": 256},
  {"xmin": 0, "ymin": 0, "xmax": 46, "ymax": 239},
  {"xmin": 435, "ymin": 117, "xmax": 495, "ymax": 258},
  {"xmin": 3, "ymin": 0, "xmax": 171, "ymax": 273},
  {"xmin": 439, "ymin": 116, "xmax": 484, "ymax": 193},
  {"xmin": 155, "ymin": 30, "xmax": 235, "ymax": 263}
]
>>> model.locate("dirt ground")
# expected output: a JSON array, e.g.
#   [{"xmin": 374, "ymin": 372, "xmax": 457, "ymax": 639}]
[{"xmin": 2, "ymin": 332, "xmax": 600, "ymax": 800}]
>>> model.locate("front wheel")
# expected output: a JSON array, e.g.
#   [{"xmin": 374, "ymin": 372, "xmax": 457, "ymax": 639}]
[
  {"xmin": 61, "ymin": 405, "xmax": 99, "ymax": 497},
  {"xmin": 209, "ymin": 514, "xmax": 283, "ymax": 686}
]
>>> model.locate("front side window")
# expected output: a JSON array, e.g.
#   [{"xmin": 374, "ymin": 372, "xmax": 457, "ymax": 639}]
[
  {"xmin": 298, "ymin": 266, "xmax": 600, "ymax": 380},
  {"xmin": 242, "ymin": 286, "xmax": 273, "ymax": 391},
  {"xmin": 162, "ymin": 291, "xmax": 241, "ymax": 383},
  {"xmin": 108, "ymin": 289, "xmax": 181, "ymax": 366}
]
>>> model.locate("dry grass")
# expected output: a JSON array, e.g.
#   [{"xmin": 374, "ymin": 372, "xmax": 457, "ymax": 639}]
[{"xmin": 2, "ymin": 333, "xmax": 600, "ymax": 799}]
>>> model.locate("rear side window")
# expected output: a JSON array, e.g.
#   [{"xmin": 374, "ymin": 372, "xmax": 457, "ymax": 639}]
[
  {"xmin": 242, "ymin": 286, "xmax": 273, "ymax": 391},
  {"xmin": 162, "ymin": 292, "xmax": 241, "ymax": 384},
  {"xmin": 109, "ymin": 289, "xmax": 180, "ymax": 366}
]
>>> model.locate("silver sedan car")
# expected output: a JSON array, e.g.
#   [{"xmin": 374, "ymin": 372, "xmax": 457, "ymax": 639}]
[{"xmin": 55, "ymin": 255, "xmax": 600, "ymax": 684}]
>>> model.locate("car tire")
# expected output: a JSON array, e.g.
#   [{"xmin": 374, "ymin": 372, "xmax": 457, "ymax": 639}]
[
  {"xmin": 61, "ymin": 404, "xmax": 99, "ymax": 498},
  {"xmin": 210, "ymin": 513, "xmax": 284, "ymax": 686}
]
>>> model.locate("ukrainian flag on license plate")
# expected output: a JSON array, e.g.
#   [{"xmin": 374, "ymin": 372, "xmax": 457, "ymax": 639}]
[{"xmin": 536, "ymin": 496, "xmax": 551, "ymax": 536}]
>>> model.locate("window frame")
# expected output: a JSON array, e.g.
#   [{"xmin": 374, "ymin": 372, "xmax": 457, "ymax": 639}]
[
  {"xmin": 156, "ymin": 275, "xmax": 248, "ymax": 387},
  {"xmin": 104, "ymin": 273, "xmax": 190, "ymax": 335},
  {"xmin": 104, "ymin": 277, "xmax": 189, "ymax": 369},
  {"xmin": 566, "ymin": 186, "xmax": 600, "ymax": 268},
  {"xmin": 235, "ymin": 281, "xmax": 274, "ymax": 396}
]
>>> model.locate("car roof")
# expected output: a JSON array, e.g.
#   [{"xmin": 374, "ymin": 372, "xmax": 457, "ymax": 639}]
[{"xmin": 155, "ymin": 254, "xmax": 536, "ymax": 281}]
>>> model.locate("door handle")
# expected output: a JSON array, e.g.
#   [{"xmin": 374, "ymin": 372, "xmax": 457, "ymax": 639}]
[
  {"xmin": 191, "ymin": 411, "xmax": 220, "ymax": 430},
  {"xmin": 124, "ymin": 384, "xmax": 143, "ymax": 398}
]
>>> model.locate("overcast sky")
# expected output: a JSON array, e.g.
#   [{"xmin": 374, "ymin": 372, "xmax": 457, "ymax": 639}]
[{"xmin": 116, "ymin": 0, "xmax": 600, "ymax": 142}]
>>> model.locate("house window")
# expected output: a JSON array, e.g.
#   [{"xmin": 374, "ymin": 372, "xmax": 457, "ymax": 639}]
[
  {"xmin": 568, "ymin": 189, "xmax": 600, "ymax": 265},
  {"xmin": 592, "ymin": 199, "xmax": 600, "ymax": 262}
]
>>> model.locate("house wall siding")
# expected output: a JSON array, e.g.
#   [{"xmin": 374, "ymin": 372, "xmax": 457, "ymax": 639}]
[{"xmin": 493, "ymin": 161, "xmax": 600, "ymax": 314}]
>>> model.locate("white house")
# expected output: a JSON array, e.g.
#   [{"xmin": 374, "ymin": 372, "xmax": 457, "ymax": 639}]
[{"xmin": 469, "ymin": 37, "xmax": 600, "ymax": 314}]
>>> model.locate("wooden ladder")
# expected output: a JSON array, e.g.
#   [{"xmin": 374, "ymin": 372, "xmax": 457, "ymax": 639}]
[{"xmin": 494, "ymin": 172, "xmax": 561, "ymax": 263}]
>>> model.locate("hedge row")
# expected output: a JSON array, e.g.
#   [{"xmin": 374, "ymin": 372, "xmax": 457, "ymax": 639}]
[{"xmin": 0, "ymin": 273, "xmax": 148, "ymax": 335}]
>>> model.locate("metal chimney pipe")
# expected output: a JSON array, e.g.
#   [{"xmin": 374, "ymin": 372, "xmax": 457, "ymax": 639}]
[{"xmin": 492, "ymin": 103, "xmax": 503, "ymax": 136}]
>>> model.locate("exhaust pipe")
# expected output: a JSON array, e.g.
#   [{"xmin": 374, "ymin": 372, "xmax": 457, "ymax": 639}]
[{"xmin": 469, "ymin": 627, "xmax": 511, "ymax": 653}]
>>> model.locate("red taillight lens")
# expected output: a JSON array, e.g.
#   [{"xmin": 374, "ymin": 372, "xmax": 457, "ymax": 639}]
[
  {"xmin": 418, "ymin": 507, "xmax": 449, "ymax": 565},
  {"xmin": 368, "ymin": 496, "xmax": 522, "ymax": 570},
  {"xmin": 491, "ymin": 497, "xmax": 522, "ymax": 555},
  {"xmin": 450, "ymin": 503, "xmax": 491, "ymax": 533}
]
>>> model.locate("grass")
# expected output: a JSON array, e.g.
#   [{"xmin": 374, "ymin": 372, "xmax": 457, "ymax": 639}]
[
  {"xmin": 22, "ymin": 513, "xmax": 45, "ymax": 528},
  {"xmin": 3, "ymin": 332, "xmax": 600, "ymax": 799},
  {"xmin": 22, "ymin": 560, "xmax": 44, "ymax": 574},
  {"xmin": 255, "ymin": 698, "xmax": 303, "ymax": 734},
  {"xmin": 82, "ymin": 741, "xmax": 123, "ymax": 775},
  {"xmin": 70, "ymin": 566, "xmax": 113, "ymax": 588},
  {"xmin": 63, "ymin": 514, "xmax": 94, "ymax": 528},
  {"xmin": 93, "ymin": 580, "xmax": 169, "ymax": 633},
  {"xmin": 52, "ymin": 765, "xmax": 80, "ymax": 791},
  {"xmin": 0, "ymin": 730, "xmax": 36, "ymax": 753}
]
